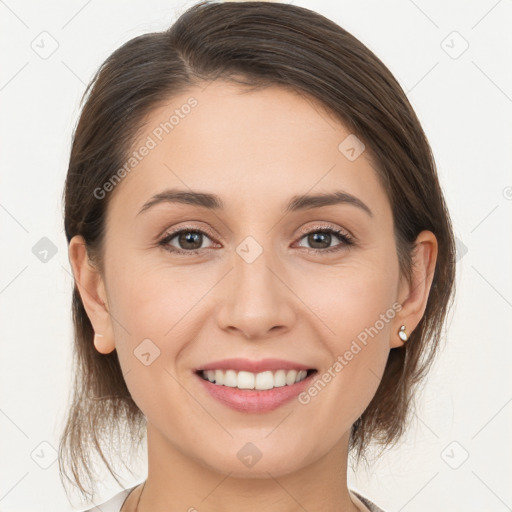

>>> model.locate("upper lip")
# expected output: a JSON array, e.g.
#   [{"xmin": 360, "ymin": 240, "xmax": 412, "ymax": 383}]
[{"xmin": 195, "ymin": 358, "xmax": 316, "ymax": 374}]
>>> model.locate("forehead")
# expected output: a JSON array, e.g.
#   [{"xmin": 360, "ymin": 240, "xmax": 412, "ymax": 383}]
[{"xmin": 107, "ymin": 80, "xmax": 390, "ymax": 222}]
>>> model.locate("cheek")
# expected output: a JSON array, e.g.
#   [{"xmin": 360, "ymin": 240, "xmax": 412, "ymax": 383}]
[
  {"xmin": 105, "ymin": 264, "xmax": 200, "ymax": 416},
  {"xmin": 304, "ymin": 256, "xmax": 398, "ymax": 345},
  {"xmin": 106, "ymin": 255, "xmax": 215, "ymax": 378},
  {"xmin": 295, "ymin": 259, "xmax": 398, "ymax": 417},
  {"xmin": 108, "ymin": 235, "xmax": 190, "ymax": 314}
]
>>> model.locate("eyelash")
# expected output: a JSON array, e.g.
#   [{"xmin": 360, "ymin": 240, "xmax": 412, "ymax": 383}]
[{"xmin": 157, "ymin": 224, "xmax": 354, "ymax": 256}]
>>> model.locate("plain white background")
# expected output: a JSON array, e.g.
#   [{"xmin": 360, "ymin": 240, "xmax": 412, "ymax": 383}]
[{"xmin": 1, "ymin": 0, "xmax": 511, "ymax": 511}]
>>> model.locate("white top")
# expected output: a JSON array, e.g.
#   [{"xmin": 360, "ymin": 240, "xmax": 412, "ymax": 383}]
[
  {"xmin": 81, "ymin": 486, "xmax": 136, "ymax": 512},
  {"xmin": 82, "ymin": 485, "xmax": 386, "ymax": 512}
]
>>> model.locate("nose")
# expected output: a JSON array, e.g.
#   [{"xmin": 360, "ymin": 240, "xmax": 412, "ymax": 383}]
[{"xmin": 215, "ymin": 246, "xmax": 296, "ymax": 340}]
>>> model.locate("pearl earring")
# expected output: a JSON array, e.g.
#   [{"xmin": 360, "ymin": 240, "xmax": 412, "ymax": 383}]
[{"xmin": 398, "ymin": 325, "xmax": 408, "ymax": 342}]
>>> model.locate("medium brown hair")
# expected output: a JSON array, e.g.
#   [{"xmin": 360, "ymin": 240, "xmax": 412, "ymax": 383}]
[{"xmin": 59, "ymin": 0, "xmax": 456, "ymax": 501}]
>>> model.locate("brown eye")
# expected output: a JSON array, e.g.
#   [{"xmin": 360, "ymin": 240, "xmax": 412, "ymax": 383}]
[
  {"xmin": 159, "ymin": 228, "xmax": 216, "ymax": 254},
  {"xmin": 296, "ymin": 227, "xmax": 353, "ymax": 253},
  {"xmin": 176, "ymin": 231, "xmax": 204, "ymax": 250},
  {"xmin": 305, "ymin": 231, "xmax": 333, "ymax": 249}
]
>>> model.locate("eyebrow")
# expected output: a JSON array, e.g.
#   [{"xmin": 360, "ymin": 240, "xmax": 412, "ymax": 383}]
[{"xmin": 137, "ymin": 188, "xmax": 373, "ymax": 217}]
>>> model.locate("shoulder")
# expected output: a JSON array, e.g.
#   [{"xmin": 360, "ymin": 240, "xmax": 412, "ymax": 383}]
[
  {"xmin": 80, "ymin": 485, "xmax": 139, "ymax": 512},
  {"xmin": 350, "ymin": 489, "xmax": 387, "ymax": 512}
]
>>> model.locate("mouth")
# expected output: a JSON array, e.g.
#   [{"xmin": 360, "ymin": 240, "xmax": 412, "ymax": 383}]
[
  {"xmin": 194, "ymin": 368, "xmax": 318, "ymax": 391},
  {"xmin": 193, "ymin": 367, "xmax": 319, "ymax": 413}
]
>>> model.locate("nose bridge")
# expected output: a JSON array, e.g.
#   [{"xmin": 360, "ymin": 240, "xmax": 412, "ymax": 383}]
[
  {"xmin": 236, "ymin": 237, "xmax": 277, "ymax": 299},
  {"xmin": 216, "ymin": 233, "xmax": 295, "ymax": 338},
  {"xmin": 233, "ymin": 234, "xmax": 282, "ymax": 311}
]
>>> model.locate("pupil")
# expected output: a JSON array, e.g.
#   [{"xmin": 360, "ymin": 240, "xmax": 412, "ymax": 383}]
[
  {"xmin": 309, "ymin": 232, "xmax": 330, "ymax": 248},
  {"xmin": 180, "ymin": 231, "xmax": 201, "ymax": 250}
]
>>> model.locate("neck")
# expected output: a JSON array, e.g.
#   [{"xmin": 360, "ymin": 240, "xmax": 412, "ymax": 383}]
[{"xmin": 133, "ymin": 423, "xmax": 364, "ymax": 512}]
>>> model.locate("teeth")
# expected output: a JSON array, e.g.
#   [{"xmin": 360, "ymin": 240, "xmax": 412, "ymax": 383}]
[{"xmin": 201, "ymin": 369, "xmax": 310, "ymax": 390}]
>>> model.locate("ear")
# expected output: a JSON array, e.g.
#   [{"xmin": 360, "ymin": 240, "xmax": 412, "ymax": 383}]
[
  {"xmin": 68, "ymin": 235, "xmax": 116, "ymax": 354},
  {"xmin": 390, "ymin": 230, "xmax": 438, "ymax": 349}
]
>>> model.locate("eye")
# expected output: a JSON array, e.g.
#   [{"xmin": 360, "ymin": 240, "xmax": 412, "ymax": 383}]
[
  {"xmin": 294, "ymin": 226, "xmax": 354, "ymax": 254},
  {"xmin": 158, "ymin": 227, "xmax": 217, "ymax": 255},
  {"xmin": 158, "ymin": 225, "xmax": 354, "ymax": 256}
]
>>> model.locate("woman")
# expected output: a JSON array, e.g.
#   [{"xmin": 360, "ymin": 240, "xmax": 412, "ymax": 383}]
[{"xmin": 59, "ymin": 1, "xmax": 456, "ymax": 511}]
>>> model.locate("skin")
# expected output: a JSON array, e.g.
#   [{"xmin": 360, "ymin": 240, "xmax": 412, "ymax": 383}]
[{"xmin": 69, "ymin": 80, "xmax": 437, "ymax": 512}]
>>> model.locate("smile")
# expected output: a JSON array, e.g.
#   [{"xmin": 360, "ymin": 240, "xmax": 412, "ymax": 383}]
[{"xmin": 198, "ymin": 368, "xmax": 317, "ymax": 390}]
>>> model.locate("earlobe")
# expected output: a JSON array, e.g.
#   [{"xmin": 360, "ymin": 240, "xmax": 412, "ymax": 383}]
[
  {"xmin": 390, "ymin": 230, "xmax": 438, "ymax": 349},
  {"xmin": 68, "ymin": 235, "xmax": 116, "ymax": 354},
  {"xmin": 93, "ymin": 331, "xmax": 116, "ymax": 355},
  {"xmin": 390, "ymin": 323, "xmax": 409, "ymax": 349}
]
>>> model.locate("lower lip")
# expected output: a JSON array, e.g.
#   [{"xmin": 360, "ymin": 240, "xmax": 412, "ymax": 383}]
[{"xmin": 194, "ymin": 371, "xmax": 317, "ymax": 413}]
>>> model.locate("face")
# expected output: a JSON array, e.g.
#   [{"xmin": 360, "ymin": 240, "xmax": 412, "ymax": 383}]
[{"xmin": 82, "ymin": 80, "xmax": 411, "ymax": 478}]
